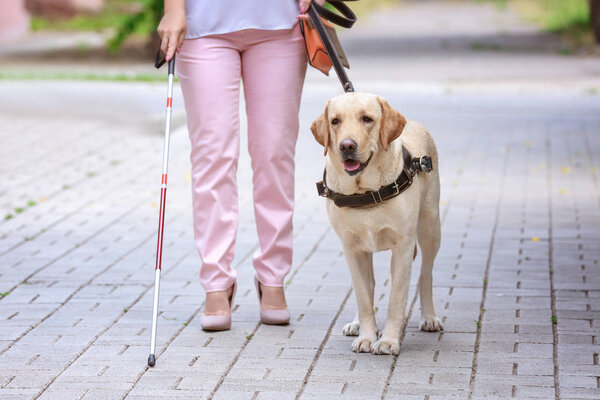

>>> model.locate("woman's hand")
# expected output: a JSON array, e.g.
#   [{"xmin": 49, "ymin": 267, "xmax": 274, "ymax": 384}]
[
  {"xmin": 157, "ymin": 1, "xmax": 187, "ymax": 61},
  {"xmin": 297, "ymin": 0, "xmax": 326, "ymax": 21}
]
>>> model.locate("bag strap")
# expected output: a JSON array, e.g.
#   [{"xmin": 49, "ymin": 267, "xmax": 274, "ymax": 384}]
[
  {"xmin": 312, "ymin": 1, "xmax": 357, "ymax": 29},
  {"xmin": 308, "ymin": 2, "xmax": 355, "ymax": 92}
]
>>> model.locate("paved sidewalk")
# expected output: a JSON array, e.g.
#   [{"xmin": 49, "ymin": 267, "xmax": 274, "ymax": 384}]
[{"xmin": 1, "ymin": 1, "xmax": 600, "ymax": 399}]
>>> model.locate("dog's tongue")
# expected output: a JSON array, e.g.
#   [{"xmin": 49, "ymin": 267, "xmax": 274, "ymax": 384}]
[{"xmin": 344, "ymin": 160, "xmax": 361, "ymax": 172}]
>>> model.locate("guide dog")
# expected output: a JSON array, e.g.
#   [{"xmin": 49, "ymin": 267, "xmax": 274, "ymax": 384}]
[{"xmin": 311, "ymin": 92, "xmax": 443, "ymax": 355}]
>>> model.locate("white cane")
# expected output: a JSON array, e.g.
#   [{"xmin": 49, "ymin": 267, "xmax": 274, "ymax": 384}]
[{"xmin": 148, "ymin": 52, "xmax": 175, "ymax": 367}]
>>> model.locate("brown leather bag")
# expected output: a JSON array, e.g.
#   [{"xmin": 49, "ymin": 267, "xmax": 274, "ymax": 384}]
[{"xmin": 300, "ymin": 1, "xmax": 356, "ymax": 76}]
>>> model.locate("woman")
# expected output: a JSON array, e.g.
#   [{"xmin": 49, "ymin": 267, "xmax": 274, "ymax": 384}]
[{"xmin": 157, "ymin": 0, "xmax": 322, "ymax": 330}]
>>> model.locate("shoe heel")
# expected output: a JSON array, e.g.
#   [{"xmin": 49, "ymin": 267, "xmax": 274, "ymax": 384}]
[
  {"xmin": 201, "ymin": 282, "xmax": 237, "ymax": 331},
  {"xmin": 254, "ymin": 277, "xmax": 290, "ymax": 325}
]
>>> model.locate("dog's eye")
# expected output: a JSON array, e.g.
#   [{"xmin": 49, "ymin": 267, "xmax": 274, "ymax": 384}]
[
  {"xmin": 331, "ymin": 118, "xmax": 340, "ymax": 125},
  {"xmin": 362, "ymin": 116, "xmax": 374, "ymax": 123}
]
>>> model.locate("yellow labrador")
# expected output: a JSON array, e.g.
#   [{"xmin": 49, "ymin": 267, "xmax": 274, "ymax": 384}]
[{"xmin": 311, "ymin": 92, "xmax": 443, "ymax": 355}]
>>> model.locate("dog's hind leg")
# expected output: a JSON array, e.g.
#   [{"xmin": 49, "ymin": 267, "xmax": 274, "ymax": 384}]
[
  {"xmin": 417, "ymin": 206, "xmax": 443, "ymax": 332},
  {"xmin": 344, "ymin": 248, "xmax": 377, "ymax": 353}
]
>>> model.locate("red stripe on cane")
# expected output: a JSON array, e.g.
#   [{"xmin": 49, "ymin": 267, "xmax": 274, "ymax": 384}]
[
  {"xmin": 161, "ymin": 174, "xmax": 167, "ymax": 185},
  {"xmin": 155, "ymin": 187, "xmax": 167, "ymax": 270},
  {"xmin": 166, "ymin": 98, "xmax": 172, "ymax": 108}
]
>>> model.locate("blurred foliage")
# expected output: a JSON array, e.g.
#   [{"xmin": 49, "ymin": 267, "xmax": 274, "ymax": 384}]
[
  {"xmin": 29, "ymin": 0, "xmax": 160, "ymax": 51},
  {"xmin": 30, "ymin": 0, "xmax": 151, "ymax": 32},
  {"xmin": 349, "ymin": 0, "xmax": 400, "ymax": 17},
  {"xmin": 108, "ymin": 0, "xmax": 161, "ymax": 52},
  {"xmin": 480, "ymin": 0, "xmax": 594, "ymax": 46},
  {"xmin": 513, "ymin": 0, "xmax": 590, "ymax": 32},
  {"xmin": 28, "ymin": 0, "xmax": 399, "ymax": 53},
  {"xmin": 481, "ymin": 0, "xmax": 590, "ymax": 32}
]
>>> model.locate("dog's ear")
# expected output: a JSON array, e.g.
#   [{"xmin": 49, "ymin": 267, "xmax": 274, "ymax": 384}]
[
  {"xmin": 310, "ymin": 103, "xmax": 330, "ymax": 156},
  {"xmin": 377, "ymin": 97, "xmax": 407, "ymax": 151}
]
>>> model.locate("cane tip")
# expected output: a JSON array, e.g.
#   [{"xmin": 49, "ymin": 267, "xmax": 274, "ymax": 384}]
[{"xmin": 148, "ymin": 354, "xmax": 156, "ymax": 367}]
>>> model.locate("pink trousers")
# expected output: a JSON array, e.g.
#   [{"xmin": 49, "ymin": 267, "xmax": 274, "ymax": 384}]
[{"xmin": 176, "ymin": 25, "xmax": 307, "ymax": 292}]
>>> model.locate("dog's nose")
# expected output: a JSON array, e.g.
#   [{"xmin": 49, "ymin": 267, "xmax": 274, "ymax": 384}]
[{"xmin": 339, "ymin": 139, "xmax": 357, "ymax": 154}]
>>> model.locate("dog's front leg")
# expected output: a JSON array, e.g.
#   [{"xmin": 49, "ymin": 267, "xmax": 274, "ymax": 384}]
[
  {"xmin": 344, "ymin": 247, "xmax": 377, "ymax": 353},
  {"xmin": 372, "ymin": 244, "xmax": 413, "ymax": 355}
]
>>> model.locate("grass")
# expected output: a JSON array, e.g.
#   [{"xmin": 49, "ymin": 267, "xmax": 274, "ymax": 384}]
[
  {"xmin": 512, "ymin": 0, "xmax": 591, "ymax": 36},
  {"xmin": 477, "ymin": 0, "xmax": 508, "ymax": 11},
  {"xmin": 483, "ymin": 0, "xmax": 593, "ymax": 48},
  {"xmin": 341, "ymin": 0, "xmax": 400, "ymax": 17},
  {"xmin": 540, "ymin": 0, "xmax": 589, "ymax": 32},
  {"xmin": 0, "ymin": 72, "xmax": 169, "ymax": 82},
  {"xmin": 3, "ymin": 199, "xmax": 43, "ymax": 222}
]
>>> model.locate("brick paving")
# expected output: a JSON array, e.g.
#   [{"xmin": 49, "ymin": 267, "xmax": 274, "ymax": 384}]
[{"xmin": 2, "ymin": 1, "xmax": 600, "ymax": 399}]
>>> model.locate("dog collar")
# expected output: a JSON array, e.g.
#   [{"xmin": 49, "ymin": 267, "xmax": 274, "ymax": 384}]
[{"xmin": 316, "ymin": 145, "xmax": 433, "ymax": 208}]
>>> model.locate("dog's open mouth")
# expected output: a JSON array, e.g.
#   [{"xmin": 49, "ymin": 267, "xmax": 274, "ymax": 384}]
[{"xmin": 343, "ymin": 154, "xmax": 372, "ymax": 176}]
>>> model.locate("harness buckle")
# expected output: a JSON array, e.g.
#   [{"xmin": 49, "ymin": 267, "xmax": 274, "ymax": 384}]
[
  {"xmin": 392, "ymin": 181, "xmax": 400, "ymax": 196},
  {"xmin": 419, "ymin": 156, "xmax": 433, "ymax": 173},
  {"xmin": 316, "ymin": 181, "xmax": 329, "ymax": 197}
]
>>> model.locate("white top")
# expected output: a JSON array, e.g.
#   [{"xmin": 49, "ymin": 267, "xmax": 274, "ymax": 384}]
[{"xmin": 185, "ymin": 0, "xmax": 300, "ymax": 39}]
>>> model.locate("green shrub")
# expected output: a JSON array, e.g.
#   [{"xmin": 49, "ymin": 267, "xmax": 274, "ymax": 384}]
[{"xmin": 542, "ymin": 0, "xmax": 590, "ymax": 32}]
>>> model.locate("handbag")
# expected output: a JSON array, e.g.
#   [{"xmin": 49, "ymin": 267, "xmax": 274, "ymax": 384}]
[{"xmin": 300, "ymin": 1, "xmax": 357, "ymax": 79}]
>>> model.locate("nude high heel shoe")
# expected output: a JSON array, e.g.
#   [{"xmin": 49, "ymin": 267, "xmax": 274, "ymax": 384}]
[
  {"xmin": 254, "ymin": 277, "xmax": 290, "ymax": 325},
  {"xmin": 201, "ymin": 282, "xmax": 237, "ymax": 331}
]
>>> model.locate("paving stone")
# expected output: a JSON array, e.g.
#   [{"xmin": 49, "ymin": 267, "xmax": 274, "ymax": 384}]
[{"xmin": 2, "ymin": 2, "xmax": 600, "ymax": 399}]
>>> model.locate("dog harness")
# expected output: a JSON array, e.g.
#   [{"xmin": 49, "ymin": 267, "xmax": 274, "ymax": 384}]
[{"xmin": 316, "ymin": 145, "xmax": 433, "ymax": 208}]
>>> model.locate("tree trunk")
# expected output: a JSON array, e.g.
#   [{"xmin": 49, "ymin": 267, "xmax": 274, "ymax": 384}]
[{"xmin": 592, "ymin": 0, "xmax": 600, "ymax": 43}]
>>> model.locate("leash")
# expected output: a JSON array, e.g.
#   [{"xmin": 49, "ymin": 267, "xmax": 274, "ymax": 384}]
[{"xmin": 308, "ymin": 1, "xmax": 356, "ymax": 92}]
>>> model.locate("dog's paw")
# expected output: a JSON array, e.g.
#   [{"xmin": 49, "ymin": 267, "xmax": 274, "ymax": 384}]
[
  {"xmin": 420, "ymin": 316, "xmax": 444, "ymax": 332},
  {"xmin": 342, "ymin": 321, "xmax": 360, "ymax": 336},
  {"xmin": 352, "ymin": 336, "xmax": 374, "ymax": 353},
  {"xmin": 372, "ymin": 338, "xmax": 400, "ymax": 355}
]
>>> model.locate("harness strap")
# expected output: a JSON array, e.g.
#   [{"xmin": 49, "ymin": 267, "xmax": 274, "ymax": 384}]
[{"xmin": 316, "ymin": 145, "xmax": 434, "ymax": 208}]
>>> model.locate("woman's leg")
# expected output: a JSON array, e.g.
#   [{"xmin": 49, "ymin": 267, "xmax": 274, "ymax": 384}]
[
  {"xmin": 240, "ymin": 25, "xmax": 307, "ymax": 288},
  {"xmin": 176, "ymin": 37, "xmax": 242, "ymax": 293}
]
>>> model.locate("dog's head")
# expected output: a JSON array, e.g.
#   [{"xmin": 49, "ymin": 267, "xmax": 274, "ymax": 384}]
[{"xmin": 311, "ymin": 93, "xmax": 407, "ymax": 176}]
